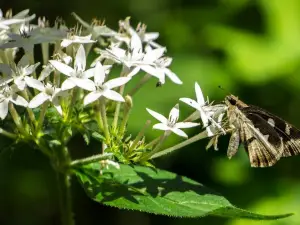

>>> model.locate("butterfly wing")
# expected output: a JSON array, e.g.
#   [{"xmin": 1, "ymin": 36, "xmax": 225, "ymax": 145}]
[{"xmin": 243, "ymin": 105, "xmax": 300, "ymax": 157}]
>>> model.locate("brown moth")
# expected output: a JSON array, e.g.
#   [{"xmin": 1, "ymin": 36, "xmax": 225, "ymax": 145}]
[{"xmin": 225, "ymin": 95, "xmax": 300, "ymax": 167}]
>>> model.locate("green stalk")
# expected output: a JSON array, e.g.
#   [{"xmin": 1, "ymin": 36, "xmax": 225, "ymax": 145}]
[
  {"xmin": 0, "ymin": 128, "xmax": 17, "ymax": 139},
  {"xmin": 140, "ymin": 132, "xmax": 169, "ymax": 161},
  {"xmin": 95, "ymin": 101, "xmax": 104, "ymax": 131},
  {"xmin": 8, "ymin": 103, "xmax": 27, "ymax": 136},
  {"xmin": 36, "ymin": 101, "xmax": 49, "ymax": 134},
  {"xmin": 55, "ymin": 145, "xmax": 74, "ymax": 225},
  {"xmin": 127, "ymin": 73, "xmax": 151, "ymax": 96},
  {"xmin": 99, "ymin": 98, "xmax": 110, "ymax": 143},
  {"xmin": 112, "ymin": 84, "xmax": 125, "ymax": 129},
  {"xmin": 151, "ymin": 131, "xmax": 208, "ymax": 159},
  {"xmin": 70, "ymin": 153, "xmax": 113, "ymax": 167},
  {"xmin": 129, "ymin": 120, "xmax": 151, "ymax": 151}
]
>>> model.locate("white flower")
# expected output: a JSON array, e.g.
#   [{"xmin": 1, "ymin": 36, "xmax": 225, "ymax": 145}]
[
  {"xmin": 84, "ymin": 62, "xmax": 131, "ymax": 105},
  {"xmin": 136, "ymin": 22, "xmax": 162, "ymax": 49},
  {"xmin": 0, "ymin": 85, "xmax": 28, "ymax": 119},
  {"xmin": 0, "ymin": 9, "xmax": 35, "ymax": 30},
  {"xmin": 25, "ymin": 77, "xmax": 64, "ymax": 114},
  {"xmin": 146, "ymin": 104, "xmax": 199, "ymax": 138},
  {"xmin": 61, "ymin": 33, "xmax": 96, "ymax": 48},
  {"xmin": 0, "ymin": 55, "xmax": 39, "ymax": 90},
  {"xmin": 94, "ymin": 44, "xmax": 144, "ymax": 69},
  {"xmin": 0, "ymin": 23, "xmax": 66, "ymax": 52},
  {"xmin": 138, "ymin": 47, "xmax": 182, "ymax": 85},
  {"xmin": 180, "ymin": 82, "xmax": 225, "ymax": 136},
  {"xmin": 38, "ymin": 63, "xmax": 55, "ymax": 81},
  {"xmin": 50, "ymin": 45, "xmax": 97, "ymax": 91},
  {"xmin": 72, "ymin": 13, "xmax": 117, "ymax": 39}
]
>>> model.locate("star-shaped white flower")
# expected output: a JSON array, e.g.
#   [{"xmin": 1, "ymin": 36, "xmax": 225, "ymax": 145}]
[
  {"xmin": 0, "ymin": 55, "xmax": 40, "ymax": 90},
  {"xmin": 25, "ymin": 77, "xmax": 65, "ymax": 114},
  {"xmin": 180, "ymin": 82, "xmax": 225, "ymax": 136},
  {"xmin": 50, "ymin": 45, "xmax": 99, "ymax": 91},
  {"xmin": 72, "ymin": 13, "xmax": 117, "ymax": 39},
  {"xmin": 146, "ymin": 104, "xmax": 199, "ymax": 138},
  {"xmin": 139, "ymin": 47, "xmax": 182, "ymax": 85},
  {"xmin": 0, "ymin": 85, "xmax": 28, "ymax": 119},
  {"xmin": 0, "ymin": 23, "xmax": 66, "ymax": 52},
  {"xmin": 94, "ymin": 44, "xmax": 144, "ymax": 70},
  {"xmin": 0, "ymin": 9, "xmax": 35, "ymax": 30},
  {"xmin": 84, "ymin": 62, "xmax": 131, "ymax": 105},
  {"xmin": 61, "ymin": 33, "xmax": 96, "ymax": 48},
  {"xmin": 136, "ymin": 22, "xmax": 162, "ymax": 49}
]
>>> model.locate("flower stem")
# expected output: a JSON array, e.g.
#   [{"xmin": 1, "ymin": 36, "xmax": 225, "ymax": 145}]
[
  {"xmin": 54, "ymin": 145, "xmax": 74, "ymax": 225},
  {"xmin": 95, "ymin": 101, "xmax": 104, "ymax": 131},
  {"xmin": 127, "ymin": 73, "xmax": 151, "ymax": 96},
  {"xmin": 129, "ymin": 120, "xmax": 151, "ymax": 151},
  {"xmin": 99, "ymin": 98, "xmax": 110, "ymax": 143},
  {"xmin": 119, "ymin": 95, "xmax": 133, "ymax": 135},
  {"xmin": 66, "ymin": 88, "xmax": 78, "ymax": 121},
  {"xmin": 36, "ymin": 101, "xmax": 49, "ymax": 134},
  {"xmin": 112, "ymin": 85, "xmax": 125, "ymax": 129},
  {"xmin": 151, "ymin": 130, "xmax": 208, "ymax": 159},
  {"xmin": 8, "ymin": 103, "xmax": 27, "ymax": 136},
  {"xmin": 21, "ymin": 89, "xmax": 36, "ymax": 127},
  {"xmin": 56, "ymin": 172, "xmax": 74, "ymax": 225},
  {"xmin": 0, "ymin": 128, "xmax": 17, "ymax": 139},
  {"xmin": 141, "ymin": 132, "xmax": 169, "ymax": 161},
  {"xmin": 70, "ymin": 153, "xmax": 113, "ymax": 167}
]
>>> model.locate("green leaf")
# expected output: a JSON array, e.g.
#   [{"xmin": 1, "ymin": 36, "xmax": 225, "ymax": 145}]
[{"xmin": 75, "ymin": 163, "xmax": 292, "ymax": 220}]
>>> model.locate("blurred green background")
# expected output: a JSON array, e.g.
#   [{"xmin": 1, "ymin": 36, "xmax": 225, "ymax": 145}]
[{"xmin": 1, "ymin": 0, "xmax": 300, "ymax": 224}]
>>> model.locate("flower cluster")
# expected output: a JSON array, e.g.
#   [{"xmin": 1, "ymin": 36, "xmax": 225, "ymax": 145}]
[{"xmin": 0, "ymin": 8, "xmax": 228, "ymax": 167}]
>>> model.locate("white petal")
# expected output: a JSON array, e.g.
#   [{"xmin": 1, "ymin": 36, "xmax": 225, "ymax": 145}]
[
  {"xmin": 168, "ymin": 104, "xmax": 179, "ymax": 124},
  {"xmin": 179, "ymin": 98, "xmax": 201, "ymax": 111},
  {"xmin": 105, "ymin": 77, "xmax": 131, "ymax": 89},
  {"xmin": 39, "ymin": 64, "xmax": 54, "ymax": 81},
  {"xmin": 144, "ymin": 32, "xmax": 159, "ymax": 42},
  {"xmin": 164, "ymin": 68, "xmax": 182, "ymax": 84},
  {"xmin": 83, "ymin": 68, "xmax": 95, "ymax": 79},
  {"xmin": 109, "ymin": 47, "xmax": 126, "ymax": 59},
  {"xmin": 25, "ymin": 77, "xmax": 44, "ymax": 91},
  {"xmin": 9, "ymin": 94, "xmax": 28, "ymax": 107},
  {"xmin": 93, "ymin": 62, "xmax": 106, "ymax": 84},
  {"xmin": 153, "ymin": 123, "xmax": 170, "ymax": 131},
  {"xmin": 71, "ymin": 77, "xmax": 95, "ymax": 91},
  {"xmin": 15, "ymin": 79, "xmax": 26, "ymax": 90},
  {"xmin": 61, "ymin": 78, "xmax": 76, "ymax": 90},
  {"xmin": 127, "ymin": 67, "xmax": 140, "ymax": 78},
  {"xmin": 54, "ymin": 104, "xmax": 63, "ymax": 115},
  {"xmin": 61, "ymin": 39, "xmax": 72, "ymax": 47},
  {"xmin": 130, "ymin": 32, "xmax": 142, "ymax": 52},
  {"xmin": 139, "ymin": 65, "xmax": 161, "ymax": 79},
  {"xmin": 83, "ymin": 91, "xmax": 102, "ymax": 106},
  {"xmin": 175, "ymin": 122, "xmax": 200, "ymax": 129},
  {"xmin": 29, "ymin": 92, "xmax": 49, "ymax": 108},
  {"xmin": 74, "ymin": 45, "xmax": 86, "ymax": 71},
  {"xmin": 102, "ymin": 90, "xmax": 125, "ymax": 102},
  {"xmin": 0, "ymin": 100, "xmax": 8, "ymax": 119},
  {"xmin": 195, "ymin": 82, "xmax": 205, "ymax": 106},
  {"xmin": 49, "ymin": 60, "xmax": 74, "ymax": 76},
  {"xmin": 23, "ymin": 63, "xmax": 40, "ymax": 76},
  {"xmin": 171, "ymin": 128, "xmax": 188, "ymax": 138},
  {"xmin": 144, "ymin": 47, "xmax": 166, "ymax": 63},
  {"xmin": 146, "ymin": 108, "xmax": 168, "ymax": 124}
]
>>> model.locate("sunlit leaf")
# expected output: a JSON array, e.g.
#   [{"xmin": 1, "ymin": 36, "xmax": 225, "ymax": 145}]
[{"xmin": 75, "ymin": 163, "xmax": 292, "ymax": 220}]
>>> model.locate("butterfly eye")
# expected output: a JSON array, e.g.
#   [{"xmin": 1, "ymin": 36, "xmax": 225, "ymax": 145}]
[{"xmin": 226, "ymin": 96, "xmax": 237, "ymax": 105}]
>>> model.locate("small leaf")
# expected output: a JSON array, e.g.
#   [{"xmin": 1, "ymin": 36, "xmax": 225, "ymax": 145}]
[
  {"xmin": 91, "ymin": 132, "xmax": 105, "ymax": 142},
  {"xmin": 75, "ymin": 163, "xmax": 292, "ymax": 220},
  {"xmin": 83, "ymin": 133, "xmax": 90, "ymax": 145}
]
